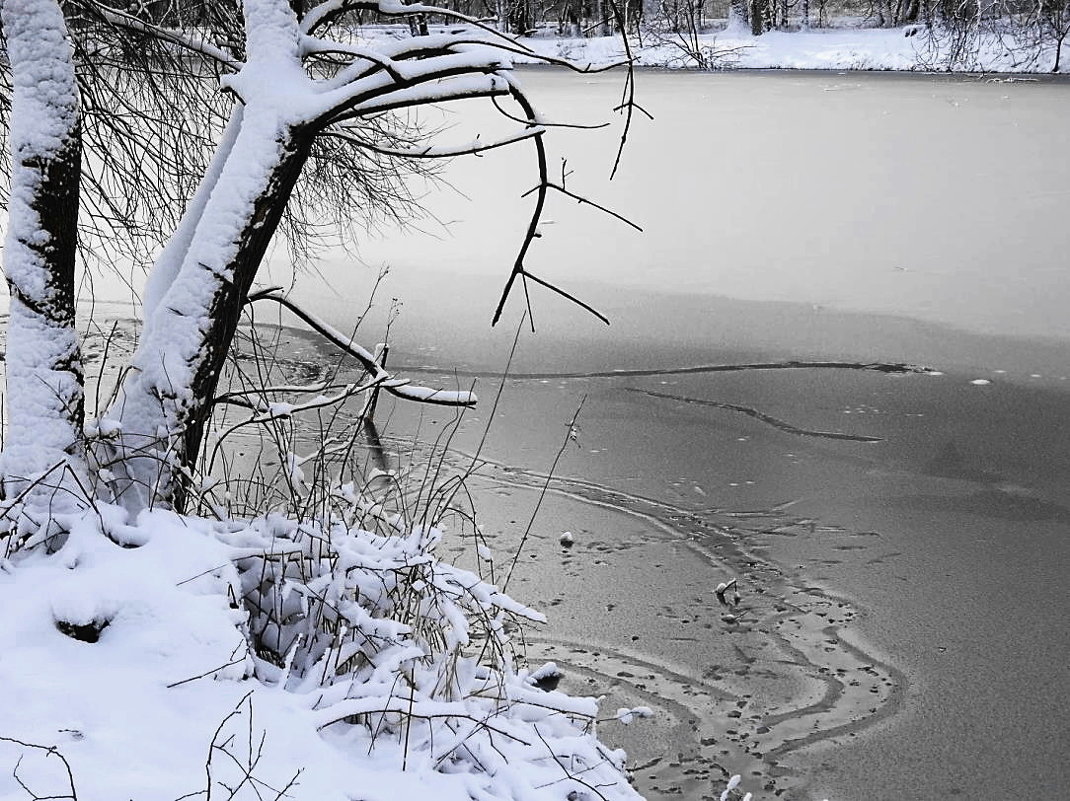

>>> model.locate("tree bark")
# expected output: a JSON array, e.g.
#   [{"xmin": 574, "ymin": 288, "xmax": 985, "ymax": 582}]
[
  {"xmin": 0, "ymin": 0, "xmax": 88, "ymax": 520},
  {"xmin": 107, "ymin": 108, "xmax": 313, "ymax": 514},
  {"xmin": 750, "ymin": 0, "xmax": 768, "ymax": 33}
]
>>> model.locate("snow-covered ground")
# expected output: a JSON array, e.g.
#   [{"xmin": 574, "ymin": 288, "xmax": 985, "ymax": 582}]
[
  {"xmin": 360, "ymin": 22, "xmax": 1065, "ymax": 73},
  {"xmin": 0, "ymin": 504, "xmax": 655, "ymax": 801},
  {"xmin": 527, "ymin": 25, "xmax": 1049, "ymax": 71}
]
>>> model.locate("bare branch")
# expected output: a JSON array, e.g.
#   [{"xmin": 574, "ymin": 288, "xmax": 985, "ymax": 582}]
[
  {"xmin": 0, "ymin": 737, "xmax": 78, "ymax": 801},
  {"xmin": 83, "ymin": 2, "xmax": 241, "ymax": 70},
  {"xmin": 324, "ymin": 122, "xmax": 544, "ymax": 159}
]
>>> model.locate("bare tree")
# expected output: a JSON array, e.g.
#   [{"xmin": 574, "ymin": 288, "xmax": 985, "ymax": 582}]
[
  {"xmin": 0, "ymin": 0, "xmax": 628, "ymax": 531},
  {"xmin": 1029, "ymin": 0, "xmax": 1070, "ymax": 70}
]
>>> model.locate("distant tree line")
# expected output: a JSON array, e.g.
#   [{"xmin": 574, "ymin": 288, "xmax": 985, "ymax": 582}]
[{"xmin": 93, "ymin": 0, "xmax": 1070, "ymax": 68}]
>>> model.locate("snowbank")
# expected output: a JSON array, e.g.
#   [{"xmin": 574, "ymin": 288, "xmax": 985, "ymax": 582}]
[
  {"xmin": 0, "ymin": 506, "xmax": 643, "ymax": 800},
  {"xmin": 357, "ymin": 22, "xmax": 1066, "ymax": 73}
]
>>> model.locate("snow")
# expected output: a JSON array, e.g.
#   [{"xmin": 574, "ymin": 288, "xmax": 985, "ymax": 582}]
[
  {"xmin": 393, "ymin": 385, "xmax": 479, "ymax": 405},
  {"xmin": 0, "ymin": 0, "xmax": 88, "ymax": 512},
  {"xmin": 1, "ymin": 0, "xmax": 79, "ymax": 162},
  {"xmin": 0, "ymin": 504, "xmax": 645, "ymax": 801},
  {"xmin": 528, "ymin": 661, "xmax": 562, "ymax": 682},
  {"xmin": 355, "ymin": 23, "xmax": 1066, "ymax": 73},
  {"xmin": 141, "ymin": 109, "xmax": 246, "ymax": 320},
  {"xmin": 720, "ymin": 773, "xmax": 743, "ymax": 801},
  {"xmin": 614, "ymin": 706, "xmax": 654, "ymax": 725}
]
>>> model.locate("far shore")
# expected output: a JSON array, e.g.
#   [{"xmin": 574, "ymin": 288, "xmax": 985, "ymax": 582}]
[
  {"xmin": 514, "ymin": 61, "xmax": 1070, "ymax": 81},
  {"xmin": 355, "ymin": 22, "xmax": 1070, "ymax": 74}
]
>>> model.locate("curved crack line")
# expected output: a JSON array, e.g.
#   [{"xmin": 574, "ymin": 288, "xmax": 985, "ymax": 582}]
[
  {"xmin": 628, "ymin": 388, "xmax": 885, "ymax": 443},
  {"xmin": 451, "ymin": 449, "xmax": 730, "ymax": 538},
  {"xmin": 397, "ymin": 359, "xmax": 934, "ymax": 381}
]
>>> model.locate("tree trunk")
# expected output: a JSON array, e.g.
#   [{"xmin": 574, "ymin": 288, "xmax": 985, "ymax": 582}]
[
  {"xmin": 1, "ymin": 0, "xmax": 88, "ymax": 521},
  {"xmin": 107, "ymin": 107, "xmax": 313, "ymax": 514},
  {"xmin": 730, "ymin": 0, "xmax": 750, "ymax": 27},
  {"xmin": 102, "ymin": 0, "xmax": 321, "ymax": 514},
  {"xmin": 179, "ymin": 129, "xmax": 314, "ymax": 507},
  {"xmin": 750, "ymin": 0, "xmax": 768, "ymax": 33}
]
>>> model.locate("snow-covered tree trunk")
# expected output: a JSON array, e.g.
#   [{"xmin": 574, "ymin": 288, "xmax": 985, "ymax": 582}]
[
  {"xmin": 100, "ymin": 0, "xmax": 523, "ymax": 515},
  {"xmin": 0, "ymin": 0, "xmax": 88, "ymax": 521},
  {"xmin": 105, "ymin": 0, "xmax": 315, "ymax": 514}
]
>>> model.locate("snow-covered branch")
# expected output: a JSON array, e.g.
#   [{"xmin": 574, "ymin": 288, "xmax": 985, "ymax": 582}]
[{"xmin": 83, "ymin": 1, "xmax": 242, "ymax": 70}]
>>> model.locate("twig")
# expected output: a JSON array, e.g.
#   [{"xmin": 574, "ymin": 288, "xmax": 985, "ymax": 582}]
[
  {"xmin": 0, "ymin": 737, "xmax": 78, "ymax": 801},
  {"xmin": 245, "ymin": 289, "xmax": 475, "ymax": 407},
  {"xmin": 503, "ymin": 396, "xmax": 585, "ymax": 591}
]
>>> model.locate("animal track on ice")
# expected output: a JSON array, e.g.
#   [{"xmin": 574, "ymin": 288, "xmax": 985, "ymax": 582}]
[{"xmin": 465, "ymin": 455, "xmax": 905, "ymax": 797}]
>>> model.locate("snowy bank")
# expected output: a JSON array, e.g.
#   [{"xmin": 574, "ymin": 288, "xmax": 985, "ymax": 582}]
[
  {"xmin": 358, "ymin": 22, "xmax": 1067, "ymax": 73},
  {"xmin": 0, "ymin": 505, "xmax": 645, "ymax": 800}
]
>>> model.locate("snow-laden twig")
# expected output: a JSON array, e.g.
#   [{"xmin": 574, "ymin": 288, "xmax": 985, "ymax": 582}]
[
  {"xmin": 83, "ymin": 1, "xmax": 241, "ymax": 70},
  {"xmin": 245, "ymin": 289, "xmax": 477, "ymax": 408}
]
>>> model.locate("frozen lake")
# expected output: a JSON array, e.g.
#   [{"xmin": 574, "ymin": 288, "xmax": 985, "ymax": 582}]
[
  {"xmin": 88, "ymin": 68, "xmax": 1070, "ymax": 800},
  {"xmin": 285, "ymin": 68, "xmax": 1070, "ymax": 350},
  {"xmin": 256, "ymin": 68, "xmax": 1070, "ymax": 801},
  {"xmin": 266, "ymin": 69, "xmax": 1070, "ymax": 801}
]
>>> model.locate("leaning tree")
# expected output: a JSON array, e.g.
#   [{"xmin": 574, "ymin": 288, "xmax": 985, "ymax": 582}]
[{"xmin": 0, "ymin": 0, "xmax": 629, "ymax": 532}]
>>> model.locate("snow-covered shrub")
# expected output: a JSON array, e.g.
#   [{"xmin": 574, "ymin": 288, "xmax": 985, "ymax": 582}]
[
  {"xmin": 0, "ymin": 315, "xmax": 642, "ymax": 799},
  {"xmin": 202, "ymin": 327, "xmax": 641, "ymax": 796},
  {"xmin": 0, "ymin": 492, "xmax": 643, "ymax": 800},
  {"xmin": 227, "ymin": 509, "xmax": 641, "ymax": 799}
]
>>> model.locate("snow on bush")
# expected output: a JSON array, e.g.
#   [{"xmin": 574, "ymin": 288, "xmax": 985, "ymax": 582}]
[{"xmin": 0, "ymin": 500, "xmax": 643, "ymax": 800}]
